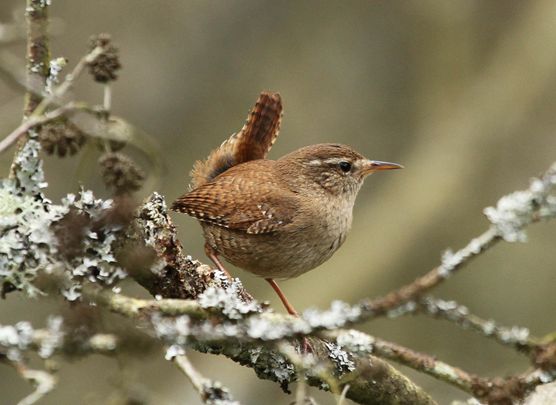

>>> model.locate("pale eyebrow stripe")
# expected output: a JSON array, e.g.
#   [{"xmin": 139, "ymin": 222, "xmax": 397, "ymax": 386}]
[{"xmin": 323, "ymin": 157, "xmax": 347, "ymax": 165}]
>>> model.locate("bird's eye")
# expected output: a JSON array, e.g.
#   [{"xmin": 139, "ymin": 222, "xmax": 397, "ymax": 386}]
[{"xmin": 338, "ymin": 161, "xmax": 352, "ymax": 172}]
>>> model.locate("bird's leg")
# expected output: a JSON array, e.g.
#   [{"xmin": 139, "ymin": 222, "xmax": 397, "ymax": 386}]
[
  {"xmin": 266, "ymin": 278, "xmax": 311, "ymax": 353},
  {"xmin": 265, "ymin": 278, "xmax": 299, "ymax": 316},
  {"xmin": 205, "ymin": 243, "xmax": 232, "ymax": 279}
]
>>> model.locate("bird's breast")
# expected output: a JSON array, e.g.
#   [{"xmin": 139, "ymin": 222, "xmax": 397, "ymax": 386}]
[{"xmin": 201, "ymin": 195, "xmax": 355, "ymax": 280}]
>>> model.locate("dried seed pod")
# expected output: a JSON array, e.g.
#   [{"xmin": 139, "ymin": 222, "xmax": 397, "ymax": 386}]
[
  {"xmin": 99, "ymin": 152, "xmax": 145, "ymax": 194},
  {"xmin": 88, "ymin": 33, "xmax": 121, "ymax": 83},
  {"xmin": 39, "ymin": 118, "xmax": 87, "ymax": 157}
]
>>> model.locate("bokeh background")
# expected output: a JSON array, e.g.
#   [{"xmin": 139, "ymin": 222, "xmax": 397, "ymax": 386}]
[{"xmin": 1, "ymin": 1, "xmax": 556, "ymax": 404}]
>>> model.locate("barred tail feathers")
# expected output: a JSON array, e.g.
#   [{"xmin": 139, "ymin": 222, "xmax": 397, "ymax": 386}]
[{"xmin": 189, "ymin": 91, "xmax": 282, "ymax": 189}]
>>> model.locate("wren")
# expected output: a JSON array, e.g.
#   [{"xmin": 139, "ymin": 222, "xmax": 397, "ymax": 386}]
[{"xmin": 172, "ymin": 92, "xmax": 402, "ymax": 316}]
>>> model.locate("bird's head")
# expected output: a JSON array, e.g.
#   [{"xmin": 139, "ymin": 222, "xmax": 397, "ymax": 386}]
[{"xmin": 277, "ymin": 143, "xmax": 403, "ymax": 199}]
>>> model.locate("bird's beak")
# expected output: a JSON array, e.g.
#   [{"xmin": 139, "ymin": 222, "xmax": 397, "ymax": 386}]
[{"xmin": 360, "ymin": 160, "xmax": 404, "ymax": 176}]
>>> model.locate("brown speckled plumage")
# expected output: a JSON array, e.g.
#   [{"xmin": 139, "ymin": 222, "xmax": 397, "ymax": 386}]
[{"xmin": 172, "ymin": 91, "xmax": 402, "ymax": 314}]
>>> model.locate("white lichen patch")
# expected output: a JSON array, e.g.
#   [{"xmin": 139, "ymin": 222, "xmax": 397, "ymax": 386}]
[
  {"xmin": 421, "ymin": 298, "xmax": 469, "ymax": 321},
  {"xmin": 198, "ymin": 278, "xmax": 260, "ymax": 319},
  {"xmin": 498, "ymin": 326, "xmax": 530, "ymax": 345},
  {"xmin": 0, "ymin": 140, "xmax": 67, "ymax": 296},
  {"xmin": 386, "ymin": 300, "xmax": 417, "ymax": 318},
  {"xmin": 438, "ymin": 249, "xmax": 460, "ymax": 278},
  {"xmin": 0, "ymin": 316, "xmax": 64, "ymax": 362},
  {"xmin": 138, "ymin": 192, "xmax": 168, "ymax": 247},
  {"xmin": 302, "ymin": 300, "xmax": 362, "ymax": 329},
  {"xmin": 246, "ymin": 314, "xmax": 309, "ymax": 341},
  {"xmin": 485, "ymin": 191, "xmax": 535, "ymax": 242},
  {"xmin": 60, "ymin": 189, "xmax": 127, "ymax": 300},
  {"xmin": 164, "ymin": 344, "xmax": 185, "ymax": 360},
  {"xmin": 152, "ymin": 314, "xmax": 191, "ymax": 346},
  {"xmin": 484, "ymin": 164, "xmax": 556, "ymax": 242},
  {"xmin": 437, "ymin": 227, "xmax": 498, "ymax": 279},
  {"xmin": 0, "ymin": 321, "xmax": 34, "ymax": 361},
  {"xmin": 336, "ymin": 330, "xmax": 375, "ymax": 354},
  {"xmin": 38, "ymin": 316, "xmax": 64, "ymax": 358},
  {"xmin": 433, "ymin": 362, "xmax": 461, "ymax": 382},
  {"xmin": 46, "ymin": 56, "xmax": 67, "ymax": 94}
]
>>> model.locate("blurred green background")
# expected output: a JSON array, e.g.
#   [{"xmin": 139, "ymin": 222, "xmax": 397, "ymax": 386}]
[{"xmin": 1, "ymin": 1, "xmax": 555, "ymax": 404}]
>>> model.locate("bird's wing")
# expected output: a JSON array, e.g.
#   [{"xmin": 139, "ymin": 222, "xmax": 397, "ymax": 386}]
[
  {"xmin": 190, "ymin": 92, "xmax": 282, "ymax": 189},
  {"xmin": 171, "ymin": 169, "xmax": 297, "ymax": 234}
]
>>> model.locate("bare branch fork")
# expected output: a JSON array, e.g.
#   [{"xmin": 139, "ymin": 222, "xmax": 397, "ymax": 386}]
[
  {"xmin": 173, "ymin": 353, "xmax": 239, "ymax": 404},
  {"xmin": 14, "ymin": 366, "xmax": 56, "ymax": 405},
  {"xmin": 0, "ymin": 46, "xmax": 106, "ymax": 154}
]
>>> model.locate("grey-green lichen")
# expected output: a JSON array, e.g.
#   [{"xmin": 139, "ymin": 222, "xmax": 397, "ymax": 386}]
[
  {"xmin": 484, "ymin": 163, "xmax": 556, "ymax": 242},
  {"xmin": 59, "ymin": 190, "xmax": 127, "ymax": 301},
  {"xmin": 198, "ymin": 276, "xmax": 261, "ymax": 320},
  {"xmin": 0, "ymin": 140, "xmax": 66, "ymax": 296},
  {"xmin": 336, "ymin": 329, "xmax": 375, "ymax": 354},
  {"xmin": 0, "ymin": 140, "xmax": 127, "ymax": 299}
]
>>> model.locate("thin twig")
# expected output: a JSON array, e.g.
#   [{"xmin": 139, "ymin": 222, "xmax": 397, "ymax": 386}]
[
  {"xmin": 415, "ymin": 296, "xmax": 537, "ymax": 352},
  {"xmin": 103, "ymin": 84, "xmax": 112, "ymax": 112},
  {"xmin": 2, "ymin": 46, "xmax": 105, "ymax": 155},
  {"xmin": 360, "ymin": 227, "xmax": 500, "ymax": 318},
  {"xmin": 173, "ymin": 354, "xmax": 206, "ymax": 396},
  {"xmin": 371, "ymin": 336, "xmax": 477, "ymax": 393},
  {"xmin": 14, "ymin": 363, "xmax": 56, "ymax": 405},
  {"xmin": 30, "ymin": 45, "xmax": 104, "ymax": 118},
  {"xmin": 337, "ymin": 384, "xmax": 350, "ymax": 405},
  {"xmin": 0, "ymin": 101, "xmax": 86, "ymax": 153},
  {"xmin": 173, "ymin": 353, "xmax": 239, "ymax": 404}
]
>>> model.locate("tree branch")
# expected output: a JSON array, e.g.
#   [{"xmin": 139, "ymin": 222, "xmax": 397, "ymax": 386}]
[
  {"xmin": 0, "ymin": 101, "xmax": 89, "ymax": 153},
  {"xmin": 87, "ymin": 243, "xmax": 436, "ymax": 405},
  {"xmin": 23, "ymin": 0, "xmax": 50, "ymax": 119},
  {"xmin": 414, "ymin": 296, "xmax": 536, "ymax": 352}
]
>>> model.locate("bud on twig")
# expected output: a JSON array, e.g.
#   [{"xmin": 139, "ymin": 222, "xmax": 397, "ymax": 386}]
[
  {"xmin": 87, "ymin": 33, "xmax": 121, "ymax": 83},
  {"xmin": 39, "ymin": 118, "xmax": 86, "ymax": 157},
  {"xmin": 99, "ymin": 152, "xmax": 145, "ymax": 194}
]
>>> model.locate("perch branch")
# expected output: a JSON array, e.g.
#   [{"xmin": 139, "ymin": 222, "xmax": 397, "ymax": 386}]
[{"xmin": 84, "ymin": 284, "xmax": 435, "ymax": 405}]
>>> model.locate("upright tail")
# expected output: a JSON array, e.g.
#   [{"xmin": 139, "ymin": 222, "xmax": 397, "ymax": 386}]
[{"xmin": 190, "ymin": 91, "xmax": 282, "ymax": 189}]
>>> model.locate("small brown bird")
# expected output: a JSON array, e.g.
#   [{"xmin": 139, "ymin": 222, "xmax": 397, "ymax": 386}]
[{"xmin": 172, "ymin": 92, "xmax": 402, "ymax": 316}]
